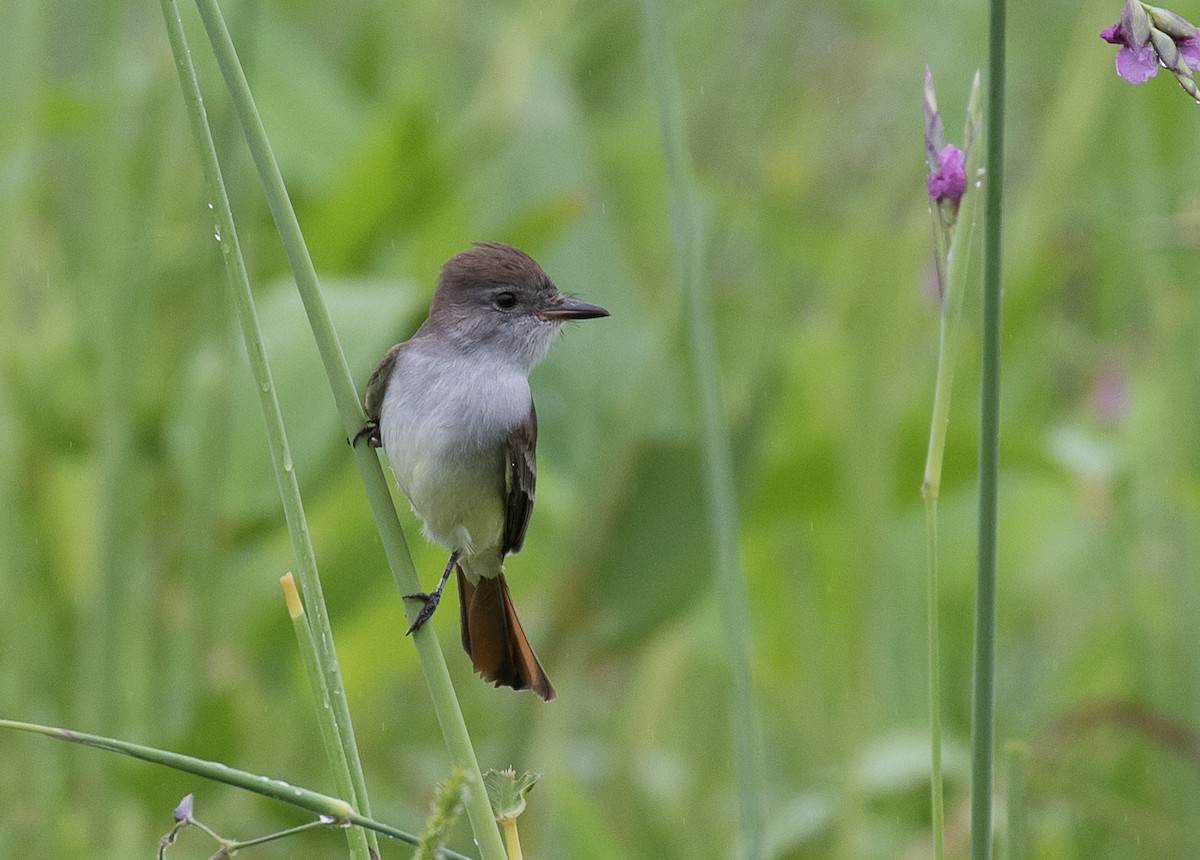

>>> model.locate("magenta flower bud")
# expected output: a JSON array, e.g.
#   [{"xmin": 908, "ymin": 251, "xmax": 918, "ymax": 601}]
[{"xmin": 927, "ymin": 144, "xmax": 966, "ymax": 203}]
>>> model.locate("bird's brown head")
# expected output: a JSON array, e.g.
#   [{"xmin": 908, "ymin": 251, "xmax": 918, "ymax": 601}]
[{"xmin": 427, "ymin": 242, "xmax": 608, "ymax": 368}]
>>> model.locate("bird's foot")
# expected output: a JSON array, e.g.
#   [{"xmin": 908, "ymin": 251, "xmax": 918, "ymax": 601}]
[
  {"xmin": 404, "ymin": 552, "xmax": 458, "ymax": 635},
  {"xmin": 403, "ymin": 589, "xmax": 441, "ymax": 635},
  {"xmin": 352, "ymin": 420, "xmax": 381, "ymax": 448}
]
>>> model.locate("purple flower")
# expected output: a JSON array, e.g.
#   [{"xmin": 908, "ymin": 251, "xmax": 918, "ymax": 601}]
[
  {"xmin": 927, "ymin": 144, "xmax": 966, "ymax": 204},
  {"xmin": 173, "ymin": 794, "xmax": 194, "ymax": 823},
  {"xmin": 1101, "ymin": 22, "xmax": 1160, "ymax": 82},
  {"xmin": 1100, "ymin": 0, "xmax": 1200, "ymax": 97},
  {"xmin": 1180, "ymin": 32, "xmax": 1200, "ymax": 67}
]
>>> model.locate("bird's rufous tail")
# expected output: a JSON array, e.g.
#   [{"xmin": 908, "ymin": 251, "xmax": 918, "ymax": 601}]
[{"xmin": 457, "ymin": 567, "xmax": 555, "ymax": 701}]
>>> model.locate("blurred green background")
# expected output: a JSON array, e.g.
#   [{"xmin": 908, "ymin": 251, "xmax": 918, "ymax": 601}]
[{"xmin": 3, "ymin": 0, "xmax": 1200, "ymax": 857}]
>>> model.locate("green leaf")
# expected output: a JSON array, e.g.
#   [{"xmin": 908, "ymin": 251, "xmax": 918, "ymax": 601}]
[{"xmin": 482, "ymin": 769, "xmax": 540, "ymax": 822}]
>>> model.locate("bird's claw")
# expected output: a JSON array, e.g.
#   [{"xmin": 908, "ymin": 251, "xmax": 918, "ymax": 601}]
[
  {"xmin": 352, "ymin": 421, "xmax": 381, "ymax": 448},
  {"xmin": 404, "ymin": 590, "xmax": 440, "ymax": 635}
]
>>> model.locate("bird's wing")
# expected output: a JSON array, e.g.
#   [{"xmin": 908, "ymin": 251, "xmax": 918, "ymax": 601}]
[
  {"xmin": 355, "ymin": 343, "xmax": 405, "ymax": 447},
  {"xmin": 502, "ymin": 400, "xmax": 537, "ymax": 556}
]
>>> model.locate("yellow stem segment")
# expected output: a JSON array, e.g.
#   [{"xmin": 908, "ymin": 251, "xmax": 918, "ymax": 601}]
[{"xmin": 501, "ymin": 818, "xmax": 523, "ymax": 860}]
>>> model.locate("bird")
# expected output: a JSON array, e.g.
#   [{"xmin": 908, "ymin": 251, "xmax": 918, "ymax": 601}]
[{"xmin": 356, "ymin": 242, "xmax": 608, "ymax": 700}]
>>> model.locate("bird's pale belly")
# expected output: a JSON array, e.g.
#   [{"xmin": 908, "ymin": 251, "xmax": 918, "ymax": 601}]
[{"xmin": 384, "ymin": 428, "xmax": 505, "ymax": 556}]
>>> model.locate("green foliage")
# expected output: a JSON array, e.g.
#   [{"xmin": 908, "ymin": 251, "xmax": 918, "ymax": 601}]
[
  {"xmin": 3, "ymin": 0, "xmax": 1200, "ymax": 857},
  {"xmin": 483, "ymin": 768, "xmax": 539, "ymax": 821}
]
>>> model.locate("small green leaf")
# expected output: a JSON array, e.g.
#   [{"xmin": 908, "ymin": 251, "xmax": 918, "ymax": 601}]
[{"xmin": 482, "ymin": 769, "xmax": 540, "ymax": 822}]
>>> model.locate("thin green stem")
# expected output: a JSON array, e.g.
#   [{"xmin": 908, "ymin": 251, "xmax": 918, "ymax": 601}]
[
  {"xmin": 922, "ymin": 72, "xmax": 983, "ymax": 860},
  {"xmin": 0, "ymin": 719, "xmax": 475, "ymax": 860},
  {"xmin": 973, "ymin": 0, "xmax": 1007, "ymax": 857},
  {"xmin": 186, "ymin": 3, "xmax": 505, "ymax": 857},
  {"xmin": 227, "ymin": 818, "xmax": 331, "ymax": 850},
  {"xmin": 278, "ymin": 573, "xmax": 371, "ymax": 857},
  {"xmin": 159, "ymin": 5, "xmax": 374, "ymax": 858},
  {"xmin": 922, "ymin": 72, "xmax": 982, "ymax": 499},
  {"xmin": 923, "ymin": 498, "xmax": 946, "ymax": 860},
  {"xmin": 641, "ymin": 2, "xmax": 763, "ymax": 858},
  {"xmin": 185, "ymin": 816, "xmax": 228, "ymax": 844}
]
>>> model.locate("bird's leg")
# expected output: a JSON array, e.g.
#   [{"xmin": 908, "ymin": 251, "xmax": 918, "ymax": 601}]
[{"xmin": 404, "ymin": 551, "xmax": 458, "ymax": 634}]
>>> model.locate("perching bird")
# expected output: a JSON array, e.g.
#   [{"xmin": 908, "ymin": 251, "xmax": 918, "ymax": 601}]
[{"xmin": 357, "ymin": 243, "xmax": 608, "ymax": 700}]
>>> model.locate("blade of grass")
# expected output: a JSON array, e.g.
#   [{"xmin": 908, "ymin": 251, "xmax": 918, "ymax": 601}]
[
  {"xmin": 278, "ymin": 573, "xmax": 375, "ymax": 857},
  {"xmin": 972, "ymin": 0, "xmax": 1007, "ymax": 856},
  {"xmin": 0, "ymin": 719, "xmax": 474, "ymax": 860},
  {"xmin": 641, "ymin": 2, "xmax": 763, "ymax": 857},
  {"xmin": 185, "ymin": 3, "xmax": 506, "ymax": 857},
  {"xmin": 159, "ymin": 4, "xmax": 373, "ymax": 856}
]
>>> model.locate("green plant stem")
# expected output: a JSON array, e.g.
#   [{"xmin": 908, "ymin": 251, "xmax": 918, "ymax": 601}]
[
  {"xmin": 0, "ymin": 719, "xmax": 474, "ymax": 860},
  {"xmin": 159, "ymin": 5, "xmax": 375, "ymax": 858},
  {"xmin": 922, "ymin": 496, "xmax": 947, "ymax": 860},
  {"xmin": 973, "ymin": 0, "xmax": 1007, "ymax": 857},
  {"xmin": 278, "ymin": 573, "xmax": 372, "ymax": 856},
  {"xmin": 187, "ymin": 3, "xmax": 506, "ymax": 857},
  {"xmin": 641, "ymin": 2, "xmax": 763, "ymax": 858},
  {"xmin": 921, "ymin": 240, "xmax": 962, "ymax": 860},
  {"xmin": 221, "ymin": 818, "xmax": 330, "ymax": 851},
  {"xmin": 501, "ymin": 819, "xmax": 523, "ymax": 860},
  {"xmin": 922, "ymin": 72, "xmax": 983, "ymax": 860}
]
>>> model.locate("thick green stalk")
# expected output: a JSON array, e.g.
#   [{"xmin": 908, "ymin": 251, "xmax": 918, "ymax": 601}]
[
  {"xmin": 641, "ymin": 2, "xmax": 763, "ymax": 857},
  {"xmin": 0, "ymin": 719, "xmax": 473, "ymax": 860},
  {"xmin": 187, "ymin": 3, "xmax": 506, "ymax": 857},
  {"xmin": 973, "ymin": 0, "xmax": 1007, "ymax": 857},
  {"xmin": 922, "ymin": 73, "xmax": 983, "ymax": 860},
  {"xmin": 159, "ymin": 5, "xmax": 373, "ymax": 857}
]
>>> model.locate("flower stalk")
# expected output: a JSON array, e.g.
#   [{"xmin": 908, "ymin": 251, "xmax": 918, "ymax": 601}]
[{"xmin": 921, "ymin": 67, "xmax": 983, "ymax": 860}]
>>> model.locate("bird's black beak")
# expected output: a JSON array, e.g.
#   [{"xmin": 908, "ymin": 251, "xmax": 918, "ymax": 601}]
[{"xmin": 540, "ymin": 295, "xmax": 610, "ymax": 321}]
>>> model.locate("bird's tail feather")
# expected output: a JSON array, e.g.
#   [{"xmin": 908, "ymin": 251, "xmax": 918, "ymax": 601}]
[{"xmin": 457, "ymin": 567, "xmax": 555, "ymax": 701}]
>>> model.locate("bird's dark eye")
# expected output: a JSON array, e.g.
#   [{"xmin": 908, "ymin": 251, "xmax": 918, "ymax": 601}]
[{"xmin": 494, "ymin": 291, "xmax": 518, "ymax": 310}]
